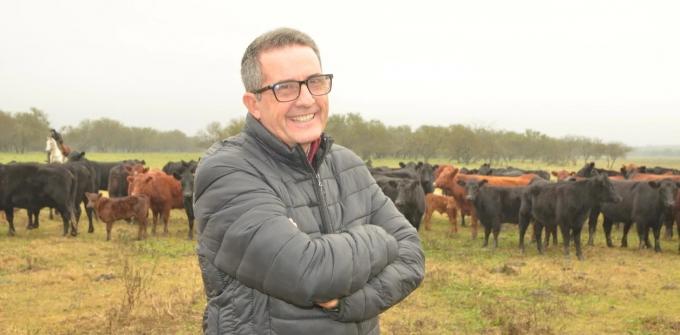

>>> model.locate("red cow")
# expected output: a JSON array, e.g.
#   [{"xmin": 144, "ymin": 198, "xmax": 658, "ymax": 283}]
[
  {"xmin": 85, "ymin": 192, "xmax": 150, "ymax": 241},
  {"xmin": 127, "ymin": 170, "xmax": 184, "ymax": 236},
  {"xmin": 434, "ymin": 167, "xmax": 479, "ymax": 238},
  {"xmin": 423, "ymin": 193, "xmax": 458, "ymax": 233}
]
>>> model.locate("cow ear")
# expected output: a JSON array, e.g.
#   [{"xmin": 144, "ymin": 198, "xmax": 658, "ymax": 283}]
[
  {"xmin": 144, "ymin": 176, "xmax": 153, "ymax": 183},
  {"xmin": 141, "ymin": 160, "xmax": 146, "ymax": 165},
  {"xmin": 551, "ymin": 171, "xmax": 558, "ymax": 177},
  {"xmin": 399, "ymin": 162, "xmax": 406, "ymax": 168},
  {"xmin": 479, "ymin": 179, "xmax": 488, "ymax": 187},
  {"xmin": 648, "ymin": 181, "xmax": 660, "ymax": 188},
  {"xmin": 97, "ymin": 192, "xmax": 103, "ymax": 198},
  {"xmin": 143, "ymin": 167, "xmax": 149, "ymax": 173}
]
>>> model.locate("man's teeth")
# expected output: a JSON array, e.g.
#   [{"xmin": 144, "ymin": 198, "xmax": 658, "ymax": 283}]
[{"xmin": 291, "ymin": 114, "xmax": 314, "ymax": 122}]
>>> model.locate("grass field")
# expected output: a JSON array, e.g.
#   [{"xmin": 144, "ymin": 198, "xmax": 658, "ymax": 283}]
[{"xmin": 2, "ymin": 153, "xmax": 680, "ymax": 334}]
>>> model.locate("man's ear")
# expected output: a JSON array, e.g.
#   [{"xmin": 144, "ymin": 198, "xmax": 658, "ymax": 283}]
[{"xmin": 243, "ymin": 92, "xmax": 261, "ymax": 119}]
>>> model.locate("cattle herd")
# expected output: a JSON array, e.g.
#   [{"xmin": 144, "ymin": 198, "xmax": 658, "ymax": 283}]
[
  {"xmin": 2, "ymin": 153, "xmax": 680, "ymax": 261},
  {"xmin": 0, "ymin": 152, "xmax": 198, "ymax": 240},
  {"xmin": 370, "ymin": 161, "xmax": 680, "ymax": 260}
]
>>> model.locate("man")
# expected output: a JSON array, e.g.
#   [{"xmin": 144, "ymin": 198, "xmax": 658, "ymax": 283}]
[{"xmin": 194, "ymin": 28, "xmax": 425, "ymax": 335}]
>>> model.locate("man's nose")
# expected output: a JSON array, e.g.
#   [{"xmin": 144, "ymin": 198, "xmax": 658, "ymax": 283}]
[{"xmin": 295, "ymin": 84, "xmax": 316, "ymax": 106}]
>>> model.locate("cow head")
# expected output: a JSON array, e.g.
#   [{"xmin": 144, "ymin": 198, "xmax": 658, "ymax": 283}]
[
  {"xmin": 85, "ymin": 192, "xmax": 102, "ymax": 209},
  {"xmin": 459, "ymin": 179, "xmax": 488, "ymax": 201},
  {"xmin": 648, "ymin": 180, "xmax": 680, "ymax": 208},
  {"xmin": 127, "ymin": 174, "xmax": 153, "ymax": 196},
  {"xmin": 174, "ymin": 169, "xmax": 195, "ymax": 200},
  {"xmin": 593, "ymin": 174, "xmax": 622, "ymax": 203}
]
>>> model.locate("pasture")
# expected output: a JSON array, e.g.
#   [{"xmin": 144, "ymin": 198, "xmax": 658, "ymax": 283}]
[{"xmin": 2, "ymin": 153, "xmax": 680, "ymax": 334}]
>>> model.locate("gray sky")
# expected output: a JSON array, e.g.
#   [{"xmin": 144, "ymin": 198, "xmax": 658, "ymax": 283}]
[{"xmin": 1, "ymin": 0, "xmax": 678, "ymax": 146}]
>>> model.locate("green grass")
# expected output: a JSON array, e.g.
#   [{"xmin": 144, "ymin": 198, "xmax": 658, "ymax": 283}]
[{"xmin": 2, "ymin": 152, "xmax": 680, "ymax": 334}]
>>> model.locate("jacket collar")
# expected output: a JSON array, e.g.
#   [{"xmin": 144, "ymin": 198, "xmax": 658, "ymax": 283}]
[{"xmin": 243, "ymin": 113, "xmax": 333, "ymax": 170}]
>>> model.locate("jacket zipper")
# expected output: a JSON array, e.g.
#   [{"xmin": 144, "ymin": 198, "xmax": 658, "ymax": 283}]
[{"xmin": 297, "ymin": 143, "xmax": 334, "ymax": 234}]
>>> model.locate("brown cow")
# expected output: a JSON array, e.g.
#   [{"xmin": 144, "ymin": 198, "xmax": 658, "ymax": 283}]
[
  {"xmin": 85, "ymin": 192, "xmax": 150, "ymax": 241},
  {"xmin": 434, "ymin": 166, "xmax": 480, "ymax": 238},
  {"xmin": 127, "ymin": 170, "xmax": 184, "ymax": 236},
  {"xmin": 423, "ymin": 193, "xmax": 458, "ymax": 233}
]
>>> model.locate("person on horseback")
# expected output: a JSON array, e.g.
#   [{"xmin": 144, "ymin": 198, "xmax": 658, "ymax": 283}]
[{"xmin": 49, "ymin": 128, "xmax": 71, "ymax": 157}]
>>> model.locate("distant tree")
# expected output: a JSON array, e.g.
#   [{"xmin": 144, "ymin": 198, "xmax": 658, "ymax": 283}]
[
  {"xmin": 0, "ymin": 110, "xmax": 17, "ymax": 151},
  {"xmin": 602, "ymin": 142, "xmax": 632, "ymax": 169},
  {"xmin": 12, "ymin": 107, "xmax": 51, "ymax": 153},
  {"xmin": 196, "ymin": 117, "xmax": 245, "ymax": 148}
]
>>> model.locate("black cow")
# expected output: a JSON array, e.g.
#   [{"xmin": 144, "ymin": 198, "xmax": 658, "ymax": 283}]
[
  {"xmin": 162, "ymin": 159, "xmax": 198, "ymax": 177},
  {"xmin": 371, "ymin": 163, "xmax": 434, "ymax": 195},
  {"xmin": 519, "ymin": 173, "xmax": 622, "ymax": 260},
  {"xmin": 374, "ymin": 175, "xmax": 425, "ymax": 230},
  {"xmin": 477, "ymin": 163, "xmax": 551, "ymax": 181},
  {"xmin": 631, "ymin": 180, "xmax": 679, "ymax": 252},
  {"xmin": 172, "ymin": 167, "xmax": 196, "ymax": 239},
  {"xmin": 458, "ymin": 179, "xmax": 526, "ymax": 249},
  {"xmin": 0, "ymin": 163, "xmax": 78, "ymax": 236}
]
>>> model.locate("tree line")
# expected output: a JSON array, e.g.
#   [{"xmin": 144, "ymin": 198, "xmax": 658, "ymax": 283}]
[{"xmin": 0, "ymin": 108, "xmax": 632, "ymax": 167}]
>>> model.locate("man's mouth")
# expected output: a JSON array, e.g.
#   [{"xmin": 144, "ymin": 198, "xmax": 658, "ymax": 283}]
[{"xmin": 290, "ymin": 113, "xmax": 315, "ymax": 122}]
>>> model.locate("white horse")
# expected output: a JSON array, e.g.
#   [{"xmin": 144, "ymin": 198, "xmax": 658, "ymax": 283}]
[{"xmin": 46, "ymin": 136, "xmax": 66, "ymax": 163}]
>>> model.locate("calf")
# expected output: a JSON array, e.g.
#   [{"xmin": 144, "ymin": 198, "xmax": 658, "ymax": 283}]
[
  {"xmin": 85, "ymin": 192, "xmax": 150, "ymax": 241},
  {"xmin": 422, "ymin": 193, "xmax": 458, "ymax": 233},
  {"xmin": 460, "ymin": 179, "xmax": 526, "ymax": 249},
  {"xmin": 521, "ymin": 173, "xmax": 621, "ymax": 260}
]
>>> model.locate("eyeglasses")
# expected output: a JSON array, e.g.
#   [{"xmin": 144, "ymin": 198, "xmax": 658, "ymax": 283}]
[{"xmin": 253, "ymin": 74, "xmax": 333, "ymax": 102}]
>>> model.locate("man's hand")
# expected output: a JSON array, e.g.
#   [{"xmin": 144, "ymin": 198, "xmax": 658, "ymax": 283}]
[{"xmin": 316, "ymin": 299, "xmax": 339, "ymax": 310}]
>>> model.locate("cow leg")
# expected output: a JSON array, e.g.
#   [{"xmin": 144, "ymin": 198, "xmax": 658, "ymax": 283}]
[
  {"xmin": 653, "ymin": 223, "xmax": 662, "ymax": 252},
  {"xmin": 423, "ymin": 208, "xmax": 433, "ymax": 230},
  {"xmin": 603, "ymin": 218, "xmax": 614, "ymax": 247},
  {"xmin": 5, "ymin": 209, "xmax": 16, "ymax": 236},
  {"xmin": 87, "ymin": 207, "xmax": 95, "ymax": 233},
  {"xmin": 518, "ymin": 214, "xmax": 530, "ymax": 253},
  {"xmin": 162, "ymin": 208, "xmax": 170, "ymax": 235},
  {"xmin": 448, "ymin": 208, "xmax": 458, "ymax": 234},
  {"xmin": 49, "ymin": 208, "xmax": 54, "ymax": 220},
  {"xmin": 636, "ymin": 222, "xmax": 646, "ymax": 250},
  {"xmin": 471, "ymin": 215, "xmax": 479, "ymax": 239},
  {"xmin": 106, "ymin": 221, "xmax": 112, "ymax": 241},
  {"xmin": 644, "ymin": 225, "xmax": 653, "ymax": 249},
  {"xmin": 460, "ymin": 214, "xmax": 466, "ymax": 227},
  {"xmin": 574, "ymin": 226, "xmax": 584, "ymax": 261},
  {"xmin": 561, "ymin": 224, "xmax": 571, "ymax": 257},
  {"xmin": 151, "ymin": 210, "xmax": 159, "ymax": 235},
  {"xmin": 492, "ymin": 222, "xmax": 500, "ymax": 250},
  {"xmin": 482, "ymin": 223, "xmax": 491, "ymax": 248},
  {"xmin": 534, "ymin": 222, "xmax": 545, "ymax": 254},
  {"xmin": 587, "ymin": 209, "xmax": 599, "ymax": 246},
  {"xmin": 137, "ymin": 215, "xmax": 148, "ymax": 240}
]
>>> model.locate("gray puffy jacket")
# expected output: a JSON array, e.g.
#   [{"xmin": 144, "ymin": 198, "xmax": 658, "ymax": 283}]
[{"xmin": 194, "ymin": 115, "xmax": 425, "ymax": 335}]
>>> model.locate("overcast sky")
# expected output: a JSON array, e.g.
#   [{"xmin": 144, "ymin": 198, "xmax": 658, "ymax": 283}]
[{"xmin": 1, "ymin": 1, "xmax": 678, "ymax": 146}]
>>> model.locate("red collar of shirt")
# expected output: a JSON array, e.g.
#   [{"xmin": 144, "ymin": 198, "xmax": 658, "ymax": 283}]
[{"xmin": 306, "ymin": 137, "xmax": 321, "ymax": 165}]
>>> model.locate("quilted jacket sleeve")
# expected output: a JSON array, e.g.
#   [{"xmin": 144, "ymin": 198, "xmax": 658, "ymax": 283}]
[
  {"xmin": 328, "ymin": 174, "xmax": 425, "ymax": 322},
  {"xmin": 194, "ymin": 161, "xmax": 399, "ymax": 308}
]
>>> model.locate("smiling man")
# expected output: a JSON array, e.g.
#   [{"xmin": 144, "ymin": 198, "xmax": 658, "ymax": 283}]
[{"xmin": 193, "ymin": 28, "xmax": 424, "ymax": 335}]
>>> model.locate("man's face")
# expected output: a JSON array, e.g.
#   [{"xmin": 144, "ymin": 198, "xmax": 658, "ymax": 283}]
[{"xmin": 244, "ymin": 45, "xmax": 329, "ymax": 148}]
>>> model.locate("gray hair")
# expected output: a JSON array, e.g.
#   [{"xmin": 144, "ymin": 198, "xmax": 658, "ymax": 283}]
[{"xmin": 241, "ymin": 27, "xmax": 321, "ymax": 93}]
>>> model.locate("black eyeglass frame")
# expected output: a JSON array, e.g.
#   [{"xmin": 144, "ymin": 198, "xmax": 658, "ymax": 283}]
[{"xmin": 252, "ymin": 73, "xmax": 334, "ymax": 102}]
